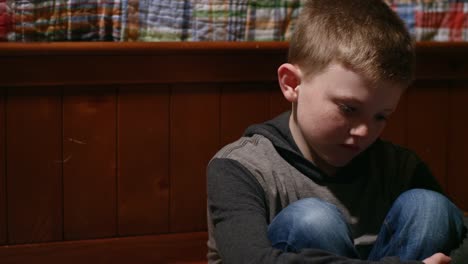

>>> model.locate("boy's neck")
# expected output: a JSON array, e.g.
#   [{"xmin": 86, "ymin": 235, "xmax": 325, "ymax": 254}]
[{"xmin": 289, "ymin": 113, "xmax": 338, "ymax": 176}]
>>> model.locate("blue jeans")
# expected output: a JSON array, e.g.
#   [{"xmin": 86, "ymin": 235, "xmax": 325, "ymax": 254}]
[{"xmin": 267, "ymin": 189, "xmax": 466, "ymax": 261}]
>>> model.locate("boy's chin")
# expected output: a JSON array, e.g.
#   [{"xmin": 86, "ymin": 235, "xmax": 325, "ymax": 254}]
[
  {"xmin": 314, "ymin": 151, "xmax": 359, "ymax": 173},
  {"xmin": 326, "ymin": 156, "xmax": 355, "ymax": 168}
]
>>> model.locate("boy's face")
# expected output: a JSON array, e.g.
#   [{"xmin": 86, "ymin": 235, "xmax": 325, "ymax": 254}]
[{"xmin": 286, "ymin": 63, "xmax": 403, "ymax": 173}]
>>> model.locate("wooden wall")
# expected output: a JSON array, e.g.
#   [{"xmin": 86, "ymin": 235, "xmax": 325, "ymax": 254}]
[{"xmin": 0, "ymin": 42, "xmax": 467, "ymax": 263}]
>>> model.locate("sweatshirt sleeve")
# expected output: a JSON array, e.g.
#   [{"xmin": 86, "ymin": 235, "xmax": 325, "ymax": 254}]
[{"xmin": 207, "ymin": 158, "xmax": 423, "ymax": 264}]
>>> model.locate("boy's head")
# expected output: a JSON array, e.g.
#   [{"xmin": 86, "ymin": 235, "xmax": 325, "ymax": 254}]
[
  {"xmin": 289, "ymin": 0, "xmax": 414, "ymax": 86},
  {"xmin": 278, "ymin": 0, "xmax": 414, "ymax": 175}
]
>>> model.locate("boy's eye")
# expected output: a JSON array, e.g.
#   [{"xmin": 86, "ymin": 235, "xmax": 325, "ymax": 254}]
[{"xmin": 338, "ymin": 104, "xmax": 355, "ymax": 113}]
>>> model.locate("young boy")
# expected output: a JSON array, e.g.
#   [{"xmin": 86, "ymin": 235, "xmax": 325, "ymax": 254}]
[{"xmin": 206, "ymin": 0, "xmax": 466, "ymax": 263}]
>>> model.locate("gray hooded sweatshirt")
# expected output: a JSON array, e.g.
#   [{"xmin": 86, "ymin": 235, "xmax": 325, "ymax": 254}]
[{"xmin": 207, "ymin": 111, "xmax": 452, "ymax": 264}]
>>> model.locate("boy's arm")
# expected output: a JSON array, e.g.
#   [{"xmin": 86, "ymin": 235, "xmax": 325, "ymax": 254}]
[{"xmin": 207, "ymin": 158, "xmax": 422, "ymax": 264}]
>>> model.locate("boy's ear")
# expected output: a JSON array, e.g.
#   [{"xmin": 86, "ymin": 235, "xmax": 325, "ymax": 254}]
[{"xmin": 278, "ymin": 63, "xmax": 302, "ymax": 103}]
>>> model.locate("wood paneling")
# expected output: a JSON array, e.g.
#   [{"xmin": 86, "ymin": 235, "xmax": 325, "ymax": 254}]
[
  {"xmin": 415, "ymin": 43, "xmax": 468, "ymax": 81},
  {"xmin": 220, "ymin": 84, "xmax": 270, "ymax": 146},
  {"xmin": 118, "ymin": 86, "xmax": 170, "ymax": 236},
  {"xmin": 3, "ymin": 42, "xmax": 468, "ymax": 88},
  {"xmin": 407, "ymin": 82, "xmax": 449, "ymax": 191},
  {"xmin": 63, "ymin": 87, "xmax": 117, "ymax": 240},
  {"xmin": 448, "ymin": 84, "xmax": 468, "ymax": 211},
  {"xmin": 0, "ymin": 88, "xmax": 5, "ymax": 245},
  {"xmin": 0, "ymin": 43, "xmax": 286, "ymax": 87},
  {"xmin": 381, "ymin": 92, "xmax": 408, "ymax": 146},
  {"xmin": 270, "ymin": 84, "xmax": 291, "ymax": 118},
  {"xmin": 170, "ymin": 85, "xmax": 219, "ymax": 232},
  {"xmin": 0, "ymin": 42, "xmax": 468, "ymax": 261},
  {"xmin": 0, "ymin": 232, "xmax": 208, "ymax": 264},
  {"xmin": 6, "ymin": 87, "xmax": 62, "ymax": 244}
]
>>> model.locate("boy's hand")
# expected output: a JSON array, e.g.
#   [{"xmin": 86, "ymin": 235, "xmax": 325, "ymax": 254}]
[{"xmin": 423, "ymin": 253, "xmax": 451, "ymax": 264}]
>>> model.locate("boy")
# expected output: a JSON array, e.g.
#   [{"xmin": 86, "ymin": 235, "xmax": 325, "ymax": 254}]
[{"xmin": 207, "ymin": 0, "xmax": 466, "ymax": 263}]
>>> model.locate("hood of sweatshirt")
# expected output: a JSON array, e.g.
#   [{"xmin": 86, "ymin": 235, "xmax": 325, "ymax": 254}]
[{"xmin": 244, "ymin": 111, "xmax": 372, "ymax": 184}]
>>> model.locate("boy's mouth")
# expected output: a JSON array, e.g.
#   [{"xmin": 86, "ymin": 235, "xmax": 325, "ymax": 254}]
[{"xmin": 340, "ymin": 144, "xmax": 361, "ymax": 152}]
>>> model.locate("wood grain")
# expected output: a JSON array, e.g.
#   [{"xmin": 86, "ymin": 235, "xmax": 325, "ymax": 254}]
[
  {"xmin": 406, "ymin": 81, "xmax": 449, "ymax": 191},
  {"xmin": 0, "ymin": 42, "xmax": 467, "ymax": 257},
  {"xmin": 220, "ymin": 84, "xmax": 270, "ymax": 146},
  {"xmin": 6, "ymin": 87, "xmax": 63, "ymax": 244},
  {"xmin": 118, "ymin": 85, "xmax": 170, "ymax": 236},
  {"xmin": 448, "ymin": 84, "xmax": 468, "ymax": 211},
  {"xmin": 1, "ymin": 42, "xmax": 468, "ymax": 89},
  {"xmin": 170, "ymin": 85, "xmax": 220, "ymax": 232},
  {"xmin": 270, "ymin": 84, "xmax": 291, "ymax": 118},
  {"xmin": 0, "ymin": 232, "xmax": 208, "ymax": 264},
  {"xmin": 63, "ymin": 87, "xmax": 117, "ymax": 240},
  {"xmin": 0, "ymin": 88, "xmax": 5, "ymax": 245},
  {"xmin": 0, "ymin": 43, "xmax": 286, "ymax": 88}
]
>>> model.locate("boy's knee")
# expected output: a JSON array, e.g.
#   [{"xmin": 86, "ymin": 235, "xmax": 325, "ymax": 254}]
[
  {"xmin": 393, "ymin": 189, "xmax": 466, "ymax": 256},
  {"xmin": 268, "ymin": 198, "xmax": 354, "ymax": 250},
  {"xmin": 395, "ymin": 189, "xmax": 458, "ymax": 216},
  {"xmin": 271, "ymin": 198, "xmax": 346, "ymax": 231},
  {"xmin": 394, "ymin": 189, "xmax": 465, "ymax": 242}
]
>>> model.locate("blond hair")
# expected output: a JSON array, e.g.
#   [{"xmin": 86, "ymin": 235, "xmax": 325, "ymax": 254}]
[{"xmin": 289, "ymin": 0, "xmax": 414, "ymax": 86}]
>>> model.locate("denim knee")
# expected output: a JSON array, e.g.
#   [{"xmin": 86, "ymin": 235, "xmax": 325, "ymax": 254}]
[
  {"xmin": 390, "ymin": 189, "xmax": 465, "ymax": 256},
  {"xmin": 393, "ymin": 189, "xmax": 463, "ymax": 228},
  {"xmin": 268, "ymin": 198, "xmax": 358, "ymax": 257}
]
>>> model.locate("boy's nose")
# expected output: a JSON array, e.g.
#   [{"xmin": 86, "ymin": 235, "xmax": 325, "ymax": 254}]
[{"xmin": 349, "ymin": 123, "xmax": 369, "ymax": 137}]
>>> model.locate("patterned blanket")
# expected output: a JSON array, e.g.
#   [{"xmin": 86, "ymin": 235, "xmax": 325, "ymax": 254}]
[{"xmin": 1, "ymin": 0, "xmax": 468, "ymax": 42}]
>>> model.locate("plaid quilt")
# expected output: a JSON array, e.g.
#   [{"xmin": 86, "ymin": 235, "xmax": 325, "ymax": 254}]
[
  {"xmin": 1, "ymin": 0, "xmax": 468, "ymax": 42},
  {"xmin": 389, "ymin": 0, "xmax": 468, "ymax": 42}
]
